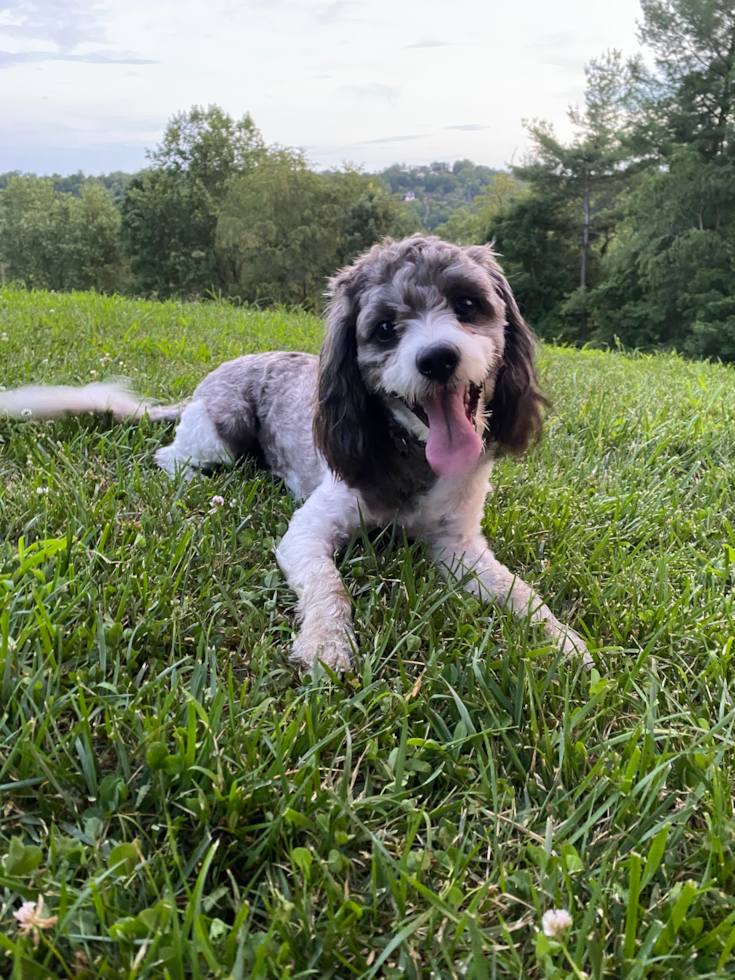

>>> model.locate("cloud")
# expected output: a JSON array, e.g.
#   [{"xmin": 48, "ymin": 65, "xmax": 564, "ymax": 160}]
[
  {"xmin": 361, "ymin": 133, "xmax": 427, "ymax": 144},
  {"xmin": 405, "ymin": 38, "xmax": 451, "ymax": 48},
  {"xmin": 0, "ymin": 1, "xmax": 154, "ymax": 70},
  {"xmin": 0, "ymin": 0, "xmax": 104, "ymax": 49},
  {"xmin": 339, "ymin": 83, "xmax": 401, "ymax": 102},
  {"xmin": 445, "ymin": 124, "xmax": 488, "ymax": 131},
  {"xmin": 0, "ymin": 48, "xmax": 159, "ymax": 68}
]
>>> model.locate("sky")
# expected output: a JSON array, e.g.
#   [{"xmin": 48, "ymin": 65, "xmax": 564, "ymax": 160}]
[{"xmin": 1, "ymin": 0, "xmax": 644, "ymax": 176}]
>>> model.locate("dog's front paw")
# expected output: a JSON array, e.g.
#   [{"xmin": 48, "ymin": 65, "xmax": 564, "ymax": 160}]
[
  {"xmin": 155, "ymin": 445, "xmax": 197, "ymax": 481},
  {"xmin": 290, "ymin": 621, "xmax": 355, "ymax": 674}
]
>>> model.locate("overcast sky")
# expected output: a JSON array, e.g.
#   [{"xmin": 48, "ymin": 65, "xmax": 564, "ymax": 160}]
[{"xmin": 1, "ymin": 0, "xmax": 644, "ymax": 176}]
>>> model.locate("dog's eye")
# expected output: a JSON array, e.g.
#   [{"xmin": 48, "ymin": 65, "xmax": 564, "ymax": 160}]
[
  {"xmin": 453, "ymin": 296, "xmax": 478, "ymax": 319},
  {"xmin": 374, "ymin": 320, "xmax": 397, "ymax": 343}
]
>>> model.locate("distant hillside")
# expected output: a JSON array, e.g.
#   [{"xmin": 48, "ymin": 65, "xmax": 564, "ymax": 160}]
[
  {"xmin": 380, "ymin": 160, "xmax": 502, "ymax": 231},
  {"xmin": 0, "ymin": 152, "xmax": 512, "ymax": 305},
  {"xmin": 0, "ymin": 170, "xmax": 134, "ymax": 201},
  {"xmin": 0, "ymin": 160, "xmax": 503, "ymax": 228}
]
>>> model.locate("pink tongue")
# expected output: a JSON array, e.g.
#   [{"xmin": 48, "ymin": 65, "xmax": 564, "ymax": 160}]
[{"xmin": 423, "ymin": 388, "xmax": 482, "ymax": 478}]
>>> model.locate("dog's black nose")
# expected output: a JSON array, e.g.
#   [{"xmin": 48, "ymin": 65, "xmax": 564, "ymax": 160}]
[{"xmin": 416, "ymin": 345, "xmax": 460, "ymax": 383}]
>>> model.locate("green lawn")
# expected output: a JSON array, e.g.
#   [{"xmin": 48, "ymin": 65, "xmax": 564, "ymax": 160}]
[{"xmin": 1, "ymin": 285, "xmax": 735, "ymax": 979}]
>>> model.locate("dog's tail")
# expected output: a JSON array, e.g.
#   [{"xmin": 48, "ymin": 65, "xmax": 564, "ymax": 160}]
[{"xmin": 0, "ymin": 381, "xmax": 186, "ymax": 423}]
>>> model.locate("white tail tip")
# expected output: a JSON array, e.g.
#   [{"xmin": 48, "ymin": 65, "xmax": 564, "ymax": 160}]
[{"xmin": 0, "ymin": 382, "xmax": 180, "ymax": 422}]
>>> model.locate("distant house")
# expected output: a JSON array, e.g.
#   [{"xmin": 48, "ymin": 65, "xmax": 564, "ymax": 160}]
[{"xmin": 404, "ymin": 192, "xmax": 415, "ymax": 201}]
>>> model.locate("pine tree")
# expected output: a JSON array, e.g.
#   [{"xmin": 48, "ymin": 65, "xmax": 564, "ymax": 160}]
[
  {"xmin": 590, "ymin": 0, "xmax": 735, "ymax": 357},
  {"xmin": 487, "ymin": 51, "xmax": 635, "ymax": 340}
]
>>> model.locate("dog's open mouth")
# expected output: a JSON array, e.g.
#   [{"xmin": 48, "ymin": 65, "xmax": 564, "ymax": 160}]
[
  {"xmin": 400, "ymin": 382, "xmax": 484, "ymax": 478},
  {"xmin": 402, "ymin": 382, "xmax": 483, "ymax": 431},
  {"xmin": 463, "ymin": 382, "xmax": 482, "ymax": 428}
]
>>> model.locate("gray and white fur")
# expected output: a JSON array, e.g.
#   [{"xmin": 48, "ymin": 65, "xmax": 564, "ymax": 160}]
[{"xmin": 0, "ymin": 236, "xmax": 590, "ymax": 671}]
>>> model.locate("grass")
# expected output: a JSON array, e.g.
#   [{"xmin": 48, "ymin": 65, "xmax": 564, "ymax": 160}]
[{"xmin": 1, "ymin": 284, "xmax": 735, "ymax": 979}]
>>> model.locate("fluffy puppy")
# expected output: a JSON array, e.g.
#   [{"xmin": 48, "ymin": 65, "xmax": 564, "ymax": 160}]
[{"xmin": 0, "ymin": 236, "xmax": 589, "ymax": 670}]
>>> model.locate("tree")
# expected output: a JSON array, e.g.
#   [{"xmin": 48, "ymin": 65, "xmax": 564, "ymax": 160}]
[
  {"xmin": 48, "ymin": 171, "xmax": 131, "ymax": 201},
  {"xmin": 431, "ymin": 206, "xmax": 479, "ymax": 245},
  {"xmin": 380, "ymin": 161, "xmax": 501, "ymax": 232},
  {"xmin": 635, "ymin": 0, "xmax": 735, "ymax": 160},
  {"xmin": 217, "ymin": 157, "xmax": 412, "ymax": 308},
  {"xmin": 119, "ymin": 105, "xmax": 265, "ymax": 298},
  {"xmin": 118, "ymin": 169, "xmax": 219, "ymax": 298},
  {"xmin": 487, "ymin": 192, "xmax": 582, "ymax": 336},
  {"xmin": 434, "ymin": 173, "xmax": 528, "ymax": 245},
  {"xmin": 0, "ymin": 177, "xmax": 125, "ymax": 292},
  {"xmin": 474, "ymin": 173, "xmax": 529, "ymax": 227},
  {"xmin": 587, "ymin": 147, "xmax": 735, "ymax": 355},
  {"xmin": 589, "ymin": 0, "xmax": 735, "ymax": 358},
  {"xmin": 338, "ymin": 179, "xmax": 419, "ymax": 262},
  {"xmin": 151, "ymin": 104, "xmax": 265, "ymax": 197},
  {"xmin": 490, "ymin": 51, "xmax": 635, "ymax": 341},
  {"xmin": 119, "ymin": 105, "xmax": 416, "ymax": 304}
]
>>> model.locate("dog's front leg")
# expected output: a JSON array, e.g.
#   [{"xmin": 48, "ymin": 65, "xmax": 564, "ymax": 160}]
[
  {"xmin": 275, "ymin": 478, "xmax": 361, "ymax": 672},
  {"xmin": 430, "ymin": 532, "xmax": 590, "ymax": 663}
]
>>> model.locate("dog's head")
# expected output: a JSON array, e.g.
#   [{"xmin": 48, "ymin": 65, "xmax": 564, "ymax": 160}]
[{"xmin": 314, "ymin": 235, "xmax": 545, "ymax": 503}]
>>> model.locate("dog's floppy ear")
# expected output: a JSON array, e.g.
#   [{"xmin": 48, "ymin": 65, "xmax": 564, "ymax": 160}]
[
  {"xmin": 313, "ymin": 263, "xmax": 372, "ymax": 482},
  {"xmin": 482, "ymin": 257, "xmax": 547, "ymax": 452}
]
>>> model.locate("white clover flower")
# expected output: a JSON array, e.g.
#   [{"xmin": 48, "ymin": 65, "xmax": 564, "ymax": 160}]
[
  {"xmin": 21, "ymin": 408, "xmax": 33, "ymax": 417},
  {"xmin": 210, "ymin": 495, "xmax": 225, "ymax": 508},
  {"xmin": 1, "ymin": 333, "xmax": 8, "ymax": 342},
  {"xmin": 90, "ymin": 370, "xmax": 98, "ymax": 376},
  {"xmin": 13, "ymin": 895, "xmax": 58, "ymax": 946},
  {"xmin": 36, "ymin": 487, "xmax": 49, "ymax": 495},
  {"xmin": 13, "ymin": 901, "xmax": 37, "ymax": 927},
  {"xmin": 542, "ymin": 908, "xmax": 573, "ymax": 940}
]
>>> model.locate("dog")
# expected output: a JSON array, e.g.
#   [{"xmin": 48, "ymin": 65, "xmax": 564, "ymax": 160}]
[{"xmin": 0, "ymin": 236, "xmax": 589, "ymax": 671}]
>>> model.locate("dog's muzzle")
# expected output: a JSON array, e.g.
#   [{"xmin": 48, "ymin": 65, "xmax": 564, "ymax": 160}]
[{"xmin": 416, "ymin": 344, "xmax": 460, "ymax": 385}]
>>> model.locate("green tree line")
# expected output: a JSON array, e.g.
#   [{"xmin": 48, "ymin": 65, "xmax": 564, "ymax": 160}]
[
  {"xmin": 1, "ymin": 0, "xmax": 733, "ymax": 357},
  {"xmin": 486, "ymin": 0, "xmax": 735, "ymax": 360},
  {"xmin": 0, "ymin": 107, "xmax": 421, "ymax": 308},
  {"xmin": 0, "ymin": 132, "xmax": 514, "ymax": 309}
]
